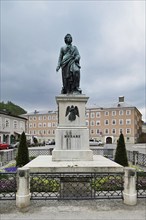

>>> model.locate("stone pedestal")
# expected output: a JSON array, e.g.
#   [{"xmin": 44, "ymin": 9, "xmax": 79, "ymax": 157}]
[
  {"xmin": 24, "ymin": 155, "xmax": 124, "ymax": 201},
  {"xmin": 16, "ymin": 168, "xmax": 31, "ymax": 208},
  {"xmin": 24, "ymin": 155, "xmax": 124, "ymax": 173},
  {"xmin": 123, "ymin": 167, "xmax": 137, "ymax": 205},
  {"xmin": 52, "ymin": 94, "xmax": 93, "ymax": 161}
]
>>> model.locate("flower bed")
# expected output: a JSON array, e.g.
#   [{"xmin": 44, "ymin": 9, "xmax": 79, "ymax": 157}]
[
  {"xmin": 30, "ymin": 177, "xmax": 60, "ymax": 192},
  {"xmin": 0, "ymin": 162, "xmax": 17, "ymax": 173},
  {"xmin": 0, "ymin": 173, "xmax": 17, "ymax": 192}
]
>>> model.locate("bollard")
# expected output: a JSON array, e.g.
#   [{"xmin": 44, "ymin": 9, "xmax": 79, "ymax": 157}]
[
  {"xmin": 123, "ymin": 167, "xmax": 137, "ymax": 205},
  {"xmin": 16, "ymin": 167, "xmax": 31, "ymax": 208}
]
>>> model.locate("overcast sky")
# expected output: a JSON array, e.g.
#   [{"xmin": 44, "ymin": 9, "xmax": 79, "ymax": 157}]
[{"xmin": 1, "ymin": 1, "xmax": 145, "ymax": 121}]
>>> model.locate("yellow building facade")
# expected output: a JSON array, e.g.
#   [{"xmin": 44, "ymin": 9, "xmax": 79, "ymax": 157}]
[{"xmin": 24, "ymin": 97, "xmax": 142, "ymax": 144}]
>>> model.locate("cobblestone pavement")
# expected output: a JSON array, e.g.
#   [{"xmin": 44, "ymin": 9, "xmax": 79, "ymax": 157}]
[{"xmin": 0, "ymin": 199, "xmax": 146, "ymax": 220}]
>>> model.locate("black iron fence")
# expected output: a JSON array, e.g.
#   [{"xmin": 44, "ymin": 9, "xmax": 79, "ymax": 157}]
[
  {"xmin": 137, "ymin": 172, "xmax": 146, "ymax": 198},
  {"xmin": 30, "ymin": 172, "xmax": 124, "ymax": 200},
  {"xmin": 0, "ymin": 149, "xmax": 17, "ymax": 166},
  {"xmin": 137, "ymin": 153, "xmax": 146, "ymax": 167},
  {"xmin": 29, "ymin": 148, "xmax": 52, "ymax": 157},
  {"xmin": 0, "ymin": 171, "xmax": 146, "ymax": 200},
  {"xmin": 0, "ymin": 172, "xmax": 17, "ymax": 200},
  {"xmin": 127, "ymin": 151, "xmax": 146, "ymax": 167}
]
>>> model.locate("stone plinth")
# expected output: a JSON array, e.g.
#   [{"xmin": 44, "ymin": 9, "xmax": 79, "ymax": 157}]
[
  {"xmin": 123, "ymin": 167, "xmax": 137, "ymax": 205},
  {"xmin": 16, "ymin": 168, "xmax": 31, "ymax": 208},
  {"xmin": 52, "ymin": 94, "xmax": 93, "ymax": 161},
  {"xmin": 24, "ymin": 155, "xmax": 124, "ymax": 173},
  {"xmin": 56, "ymin": 94, "xmax": 89, "ymax": 127},
  {"xmin": 52, "ymin": 150, "xmax": 93, "ymax": 161}
]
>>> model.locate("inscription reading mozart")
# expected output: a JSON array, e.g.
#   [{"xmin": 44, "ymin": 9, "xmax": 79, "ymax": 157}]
[
  {"xmin": 64, "ymin": 131, "xmax": 81, "ymax": 150},
  {"xmin": 64, "ymin": 134, "xmax": 80, "ymax": 138}
]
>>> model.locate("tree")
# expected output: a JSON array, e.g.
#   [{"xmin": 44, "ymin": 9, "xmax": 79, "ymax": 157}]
[
  {"xmin": 16, "ymin": 132, "xmax": 29, "ymax": 167},
  {"xmin": 0, "ymin": 101, "xmax": 27, "ymax": 116},
  {"xmin": 114, "ymin": 133, "xmax": 128, "ymax": 166}
]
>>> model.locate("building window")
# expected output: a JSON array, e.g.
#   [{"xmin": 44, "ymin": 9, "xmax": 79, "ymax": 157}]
[
  {"xmin": 38, "ymin": 130, "xmax": 42, "ymax": 135},
  {"xmin": 119, "ymin": 110, "xmax": 123, "ymax": 115},
  {"xmin": 119, "ymin": 128, "xmax": 123, "ymax": 134},
  {"xmin": 96, "ymin": 129, "xmax": 100, "ymax": 134},
  {"xmin": 20, "ymin": 121, "xmax": 25, "ymax": 130},
  {"xmin": 96, "ymin": 112, "xmax": 100, "ymax": 118},
  {"xmin": 48, "ymin": 123, "xmax": 51, "ymax": 127},
  {"xmin": 112, "ymin": 111, "xmax": 116, "ymax": 116},
  {"xmin": 13, "ymin": 120, "xmax": 18, "ymax": 129},
  {"xmin": 39, "ymin": 116, "xmax": 42, "ymax": 120},
  {"xmin": 90, "ymin": 129, "xmax": 94, "ymax": 134},
  {"xmin": 48, "ymin": 116, "xmax": 52, "ymax": 120},
  {"xmin": 105, "ymin": 111, "xmax": 109, "ymax": 116},
  {"xmin": 33, "ymin": 116, "xmax": 36, "ymax": 121},
  {"xmin": 43, "ymin": 123, "xmax": 46, "ymax": 127},
  {"xmin": 126, "ymin": 110, "xmax": 131, "ymax": 115},
  {"xmin": 52, "ymin": 122, "xmax": 56, "ymax": 127},
  {"xmin": 104, "ymin": 119, "xmax": 109, "ymax": 125},
  {"xmin": 5, "ymin": 118, "xmax": 10, "ymax": 128},
  {"xmin": 119, "ymin": 119, "xmax": 123, "ymax": 125},
  {"xmin": 91, "ymin": 112, "xmax": 95, "ymax": 118},
  {"xmin": 43, "ymin": 116, "xmax": 46, "ymax": 120},
  {"xmin": 29, "ymin": 123, "xmax": 32, "ymax": 128},
  {"xmin": 48, "ymin": 130, "xmax": 51, "ymax": 134},
  {"xmin": 112, "ymin": 129, "xmax": 116, "ymax": 134},
  {"xmin": 126, "ymin": 119, "xmax": 131, "ymax": 125},
  {"xmin": 52, "ymin": 130, "xmax": 55, "ymax": 135},
  {"xmin": 33, "ymin": 123, "xmax": 36, "ymax": 128},
  {"xmin": 52, "ymin": 116, "xmax": 56, "ymax": 120},
  {"xmin": 105, "ymin": 129, "xmax": 109, "ymax": 134},
  {"xmin": 86, "ymin": 113, "xmax": 89, "ymax": 118},
  {"xmin": 112, "ymin": 119, "xmax": 116, "ymax": 125},
  {"xmin": 126, "ymin": 128, "xmax": 131, "ymax": 134},
  {"xmin": 90, "ymin": 120, "xmax": 95, "ymax": 126},
  {"xmin": 29, "ymin": 117, "xmax": 32, "ymax": 121},
  {"xmin": 34, "ymin": 130, "xmax": 37, "ymax": 135},
  {"xmin": 96, "ymin": 120, "xmax": 100, "ymax": 126},
  {"xmin": 38, "ymin": 123, "xmax": 42, "ymax": 127}
]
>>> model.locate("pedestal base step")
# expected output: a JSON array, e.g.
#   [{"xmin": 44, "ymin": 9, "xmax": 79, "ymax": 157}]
[{"xmin": 52, "ymin": 150, "xmax": 93, "ymax": 161}]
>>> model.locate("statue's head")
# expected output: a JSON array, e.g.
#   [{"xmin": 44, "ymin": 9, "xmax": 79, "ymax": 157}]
[{"xmin": 64, "ymin": 34, "xmax": 72, "ymax": 44}]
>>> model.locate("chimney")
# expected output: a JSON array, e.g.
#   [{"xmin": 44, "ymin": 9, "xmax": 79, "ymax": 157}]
[
  {"xmin": 34, "ymin": 110, "xmax": 39, "ymax": 114},
  {"xmin": 119, "ymin": 96, "xmax": 124, "ymax": 103}
]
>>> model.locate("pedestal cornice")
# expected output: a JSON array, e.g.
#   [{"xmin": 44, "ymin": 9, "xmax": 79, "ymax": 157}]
[{"xmin": 56, "ymin": 94, "xmax": 89, "ymax": 104}]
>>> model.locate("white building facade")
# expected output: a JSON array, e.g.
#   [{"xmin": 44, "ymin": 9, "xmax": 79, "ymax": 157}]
[{"xmin": 0, "ymin": 110, "xmax": 27, "ymax": 144}]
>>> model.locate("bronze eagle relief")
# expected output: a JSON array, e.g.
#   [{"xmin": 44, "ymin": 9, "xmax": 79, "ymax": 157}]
[{"xmin": 65, "ymin": 105, "xmax": 79, "ymax": 121}]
